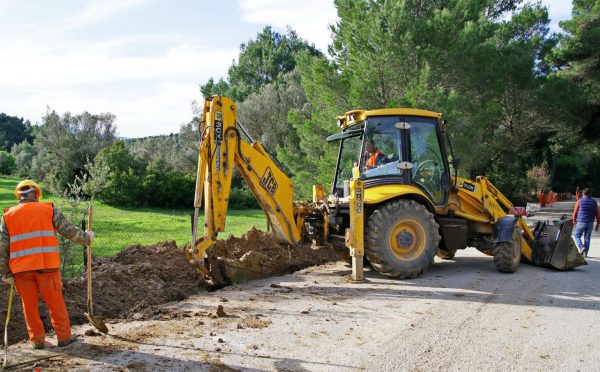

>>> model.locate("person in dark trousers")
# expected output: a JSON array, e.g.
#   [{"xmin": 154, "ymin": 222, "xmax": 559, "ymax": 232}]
[{"xmin": 572, "ymin": 188, "xmax": 600, "ymax": 258}]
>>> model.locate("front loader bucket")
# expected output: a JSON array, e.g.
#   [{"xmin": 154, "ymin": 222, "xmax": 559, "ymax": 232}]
[{"xmin": 530, "ymin": 218, "xmax": 587, "ymax": 270}]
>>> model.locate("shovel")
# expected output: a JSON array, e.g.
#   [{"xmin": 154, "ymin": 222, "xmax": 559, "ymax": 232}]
[
  {"xmin": 84, "ymin": 204, "xmax": 108, "ymax": 334},
  {"xmin": 3, "ymin": 284, "xmax": 14, "ymax": 368}
]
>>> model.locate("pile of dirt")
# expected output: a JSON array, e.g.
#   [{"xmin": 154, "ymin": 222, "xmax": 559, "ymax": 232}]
[
  {"xmin": 0, "ymin": 241, "xmax": 204, "ymax": 344},
  {"xmin": 0, "ymin": 230, "xmax": 345, "ymax": 344},
  {"xmin": 208, "ymin": 228, "xmax": 344, "ymax": 286},
  {"xmin": 64, "ymin": 241, "xmax": 205, "ymax": 323}
]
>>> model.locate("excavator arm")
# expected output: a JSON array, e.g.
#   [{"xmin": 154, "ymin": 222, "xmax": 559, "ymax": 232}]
[{"xmin": 186, "ymin": 96, "xmax": 307, "ymax": 266}]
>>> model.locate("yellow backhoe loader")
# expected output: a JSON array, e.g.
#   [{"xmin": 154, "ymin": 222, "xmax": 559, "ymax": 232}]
[{"xmin": 186, "ymin": 95, "xmax": 586, "ymax": 281}]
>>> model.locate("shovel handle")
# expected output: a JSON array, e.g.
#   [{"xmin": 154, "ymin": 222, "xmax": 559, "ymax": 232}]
[
  {"xmin": 86, "ymin": 204, "xmax": 93, "ymax": 316},
  {"xmin": 88, "ymin": 204, "xmax": 93, "ymax": 230},
  {"xmin": 3, "ymin": 284, "xmax": 14, "ymax": 368}
]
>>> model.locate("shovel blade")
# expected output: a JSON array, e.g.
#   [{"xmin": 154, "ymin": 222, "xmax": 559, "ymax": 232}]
[
  {"xmin": 85, "ymin": 312, "xmax": 109, "ymax": 334},
  {"xmin": 531, "ymin": 218, "xmax": 587, "ymax": 270}
]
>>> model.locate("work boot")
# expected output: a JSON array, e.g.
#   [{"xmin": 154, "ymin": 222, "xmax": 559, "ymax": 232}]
[
  {"xmin": 32, "ymin": 341, "xmax": 45, "ymax": 349},
  {"xmin": 57, "ymin": 335, "xmax": 78, "ymax": 348}
]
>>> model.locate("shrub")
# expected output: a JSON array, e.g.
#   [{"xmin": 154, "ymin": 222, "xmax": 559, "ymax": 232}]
[
  {"xmin": 0, "ymin": 150, "xmax": 16, "ymax": 174},
  {"xmin": 229, "ymin": 187, "xmax": 260, "ymax": 209}
]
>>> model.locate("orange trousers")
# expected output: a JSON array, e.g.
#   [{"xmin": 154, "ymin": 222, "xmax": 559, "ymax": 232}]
[{"xmin": 14, "ymin": 270, "xmax": 71, "ymax": 344}]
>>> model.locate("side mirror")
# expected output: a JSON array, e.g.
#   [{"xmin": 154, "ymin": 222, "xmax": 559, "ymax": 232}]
[{"xmin": 452, "ymin": 157, "xmax": 461, "ymax": 169}]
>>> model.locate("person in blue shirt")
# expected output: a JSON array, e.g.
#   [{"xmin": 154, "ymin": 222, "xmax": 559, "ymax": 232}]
[{"xmin": 572, "ymin": 188, "xmax": 600, "ymax": 258}]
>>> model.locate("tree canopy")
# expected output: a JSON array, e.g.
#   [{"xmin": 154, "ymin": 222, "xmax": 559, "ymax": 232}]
[
  {"xmin": 550, "ymin": 0, "xmax": 600, "ymax": 140},
  {"xmin": 0, "ymin": 113, "xmax": 32, "ymax": 151},
  {"xmin": 201, "ymin": 26, "xmax": 323, "ymax": 102}
]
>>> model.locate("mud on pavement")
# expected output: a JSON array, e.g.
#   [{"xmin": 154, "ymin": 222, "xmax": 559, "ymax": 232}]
[{"xmin": 0, "ymin": 229, "xmax": 343, "ymax": 344}]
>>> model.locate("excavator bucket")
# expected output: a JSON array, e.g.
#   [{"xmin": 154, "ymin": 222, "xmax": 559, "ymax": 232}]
[{"xmin": 529, "ymin": 218, "xmax": 587, "ymax": 270}]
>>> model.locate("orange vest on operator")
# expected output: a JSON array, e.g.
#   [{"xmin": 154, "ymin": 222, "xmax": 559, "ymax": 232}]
[
  {"xmin": 367, "ymin": 150, "xmax": 383, "ymax": 168},
  {"xmin": 3, "ymin": 202, "xmax": 60, "ymax": 274}
]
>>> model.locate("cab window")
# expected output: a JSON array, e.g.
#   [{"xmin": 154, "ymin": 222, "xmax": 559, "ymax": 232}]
[
  {"xmin": 409, "ymin": 118, "xmax": 446, "ymax": 204},
  {"xmin": 361, "ymin": 117, "xmax": 403, "ymax": 178}
]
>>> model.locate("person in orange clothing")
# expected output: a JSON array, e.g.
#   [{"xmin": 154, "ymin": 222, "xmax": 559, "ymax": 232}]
[
  {"xmin": 547, "ymin": 190, "xmax": 554, "ymax": 207},
  {"xmin": 539, "ymin": 190, "xmax": 546, "ymax": 207},
  {"xmin": 576, "ymin": 186, "xmax": 582, "ymax": 201},
  {"xmin": 0, "ymin": 180, "xmax": 94, "ymax": 349},
  {"xmin": 363, "ymin": 140, "xmax": 386, "ymax": 170}
]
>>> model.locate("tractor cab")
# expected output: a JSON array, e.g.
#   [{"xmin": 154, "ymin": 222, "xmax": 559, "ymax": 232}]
[{"xmin": 329, "ymin": 108, "xmax": 451, "ymax": 206}]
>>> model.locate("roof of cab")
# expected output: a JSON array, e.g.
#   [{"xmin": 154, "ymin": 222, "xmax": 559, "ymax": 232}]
[{"xmin": 336, "ymin": 108, "xmax": 442, "ymax": 129}]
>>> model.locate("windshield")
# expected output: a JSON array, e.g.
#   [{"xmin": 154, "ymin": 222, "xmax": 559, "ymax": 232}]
[{"xmin": 360, "ymin": 116, "xmax": 404, "ymax": 178}]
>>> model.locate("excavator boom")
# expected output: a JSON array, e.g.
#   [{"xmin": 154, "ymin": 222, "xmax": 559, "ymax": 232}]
[{"xmin": 187, "ymin": 96, "xmax": 306, "ymax": 265}]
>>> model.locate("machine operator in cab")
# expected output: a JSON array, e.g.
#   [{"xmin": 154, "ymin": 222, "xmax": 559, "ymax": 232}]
[{"xmin": 364, "ymin": 139, "xmax": 386, "ymax": 170}]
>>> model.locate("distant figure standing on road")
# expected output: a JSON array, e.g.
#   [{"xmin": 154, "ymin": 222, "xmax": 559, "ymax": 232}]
[
  {"xmin": 548, "ymin": 190, "xmax": 555, "ymax": 207},
  {"xmin": 539, "ymin": 190, "xmax": 546, "ymax": 207},
  {"xmin": 576, "ymin": 186, "xmax": 582, "ymax": 201},
  {"xmin": 572, "ymin": 188, "xmax": 600, "ymax": 258}
]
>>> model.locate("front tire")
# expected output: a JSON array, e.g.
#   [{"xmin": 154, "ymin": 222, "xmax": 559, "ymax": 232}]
[
  {"xmin": 365, "ymin": 200, "xmax": 440, "ymax": 278},
  {"xmin": 493, "ymin": 227, "xmax": 522, "ymax": 273}
]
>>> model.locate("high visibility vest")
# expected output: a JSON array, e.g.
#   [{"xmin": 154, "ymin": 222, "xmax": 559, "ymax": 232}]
[
  {"xmin": 3, "ymin": 202, "xmax": 60, "ymax": 274},
  {"xmin": 367, "ymin": 150, "xmax": 383, "ymax": 168}
]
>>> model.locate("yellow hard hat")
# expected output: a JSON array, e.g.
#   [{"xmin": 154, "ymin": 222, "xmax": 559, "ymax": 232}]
[{"xmin": 14, "ymin": 179, "xmax": 43, "ymax": 200}]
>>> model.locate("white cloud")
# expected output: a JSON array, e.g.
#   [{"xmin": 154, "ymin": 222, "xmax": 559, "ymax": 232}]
[
  {"xmin": 0, "ymin": 40, "xmax": 235, "ymax": 88},
  {"xmin": 0, "ymin": 1, "xmax": 238, "ymax": 137},
  {"xmin": 541, "ymin": 0, "xmax": 572, "ymax": 18},
  {"xmin": 237, "ymin": 0, "xmax": 338, "ymax": 53},
  {"xmin": 0, "ymin": 40, "xmax": 237, "ymax": 136},
  {"xmin": 539, "ymin": 0, "xmax": 573, "ymax": 33},
  {"xmin": 62, "ymin": 0, "xmax": 149, "ymax": 30}
]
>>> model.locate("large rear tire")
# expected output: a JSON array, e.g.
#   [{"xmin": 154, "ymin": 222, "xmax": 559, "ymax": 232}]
[
  {"xmin": 365, "ymin": 200, "xmax": 440, "ymax": 278},
  {"xmin": 493, "ymin": 227, "xmax": 522, "ymax": 273}
]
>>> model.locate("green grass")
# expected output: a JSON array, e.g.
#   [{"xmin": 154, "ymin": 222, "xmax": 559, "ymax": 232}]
[{"xmin": 0, "ymin": 176, "xmax": 267, "ymax": 259}]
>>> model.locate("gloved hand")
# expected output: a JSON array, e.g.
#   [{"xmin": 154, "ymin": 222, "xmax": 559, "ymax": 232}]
[
  {"xmin": 2, "ymin": 274, "xmax": 14, "ymax": 286},
  {"xmin": 86, "ymin": 230, "xmax": 95, "ymax": 243}
]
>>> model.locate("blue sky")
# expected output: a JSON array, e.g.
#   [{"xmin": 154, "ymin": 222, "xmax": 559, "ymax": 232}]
[{"xmin": 0, "ymin": 0, "xmax": 573, "ymax": 138}]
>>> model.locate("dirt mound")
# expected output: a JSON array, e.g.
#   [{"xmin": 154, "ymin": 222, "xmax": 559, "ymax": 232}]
[
  {"xmin": 208, "ymin": 228, "xmax": 343, "ymax": 286},
  {"xmin": 0, "ymin": 241, "xmax": 204, "ymax": 344},
  {"xmin": 65, "ymin": 241, "xmax": 205, "ymax": 322},
  {"xmin": 0, "ymin": 231, "xmax": 344, "ymax": 344}
]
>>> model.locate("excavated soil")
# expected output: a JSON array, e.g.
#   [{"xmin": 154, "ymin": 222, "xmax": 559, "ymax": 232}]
[
  {"xmin": 208, "ymin": 228, "xmax": 343, "ymax": 286},
  {"xmin": 0, "ymin": 229, "xmax": 344, "ymax": 344}
]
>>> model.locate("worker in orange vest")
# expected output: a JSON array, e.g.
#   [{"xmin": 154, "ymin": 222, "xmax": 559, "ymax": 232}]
[
  {"xmin": 364, "ymin": 139, "xmax": 386, "ymax": 170},
  {"xmin": 539, "ymin": 190, "xmax": 546, "ymax": 207},
  {"xmin": 576, "ymin": 186, "xmax": 582, "ymax": 201},
  {"xmin": 0, "ymin": 180, "xmax": 94, "ymax": 349},
  {"xmin": 547, "ymin": 190, "xmax": 554, "ymax": 207}
]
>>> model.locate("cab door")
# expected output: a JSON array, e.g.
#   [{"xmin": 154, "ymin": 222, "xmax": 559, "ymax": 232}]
[{"xmin": 406, "ymin": 116, "xmax": 450, "ymax": 206}]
